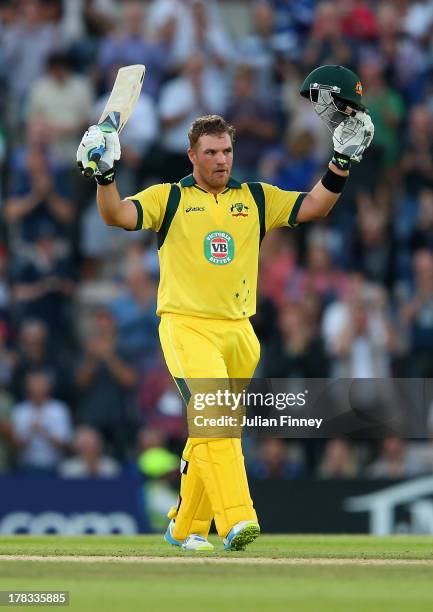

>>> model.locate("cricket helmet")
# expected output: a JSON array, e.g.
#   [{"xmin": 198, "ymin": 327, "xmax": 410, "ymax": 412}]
[{"xmin": 300, "ymin": 65, "xmax": 366, "ymax": 142}]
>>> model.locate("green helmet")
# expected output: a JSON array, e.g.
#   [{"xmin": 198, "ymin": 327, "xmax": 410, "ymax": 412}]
[
  {"xmin": 300, "ymin": 64, "xmax": 364, "ymax": 111},
  {"xmin": 300, "ymin": 65, "xmax": 366, "ymax": 144}
]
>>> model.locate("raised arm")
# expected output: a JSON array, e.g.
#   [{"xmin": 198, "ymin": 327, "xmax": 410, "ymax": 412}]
[
  {"xmin": 296, "ymin": 162, "xmax": 348, "ymax": 223},
  {"xmin": 297, "ymin": 111, "xmax": 374, "ymax": 223},
  {"xmin": 77, "ymin": 125, "xmax": 139, "ymax": 229},
  {"xmin": 96, "ymin": 182, "xmax": 138, "ymax": 229}
]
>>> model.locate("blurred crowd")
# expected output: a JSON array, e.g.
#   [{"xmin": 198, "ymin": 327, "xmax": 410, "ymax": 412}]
[{"xmin": 1, "ymin": 0, "xmax": 433, "ymax": 484}]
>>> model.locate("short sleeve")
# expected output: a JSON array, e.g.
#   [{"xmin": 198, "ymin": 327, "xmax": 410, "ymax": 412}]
[
  {"xmin": 262, "ymin": 183, "xmax": 307, "ymax": 231},
  {"xmin": 125, "ymin": 183, "xmax": 172, "ymax": 231}
]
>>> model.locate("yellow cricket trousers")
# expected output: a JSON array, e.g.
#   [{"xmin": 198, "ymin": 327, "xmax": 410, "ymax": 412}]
[{"xmin": 159, "ymin": 313, "xmax": 260, "ymax": 539}]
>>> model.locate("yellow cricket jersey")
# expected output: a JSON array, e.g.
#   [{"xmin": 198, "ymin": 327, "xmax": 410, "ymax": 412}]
[{"xmin": 126, "ymin": 174, "xmax": 306, "ymax": 320}]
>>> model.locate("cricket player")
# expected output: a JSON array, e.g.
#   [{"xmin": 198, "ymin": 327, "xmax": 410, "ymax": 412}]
[{"xmin": 77, "ymin": 66, "xmax": 374, "ymax": 551}]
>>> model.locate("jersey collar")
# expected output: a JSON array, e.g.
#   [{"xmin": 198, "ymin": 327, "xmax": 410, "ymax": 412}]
[{"xmin": 179, "ymin": 174, "xmax": 242, "ymax": 190}]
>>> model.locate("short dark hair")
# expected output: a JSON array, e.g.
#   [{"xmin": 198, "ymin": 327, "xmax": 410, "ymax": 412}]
[
  {"xmin": 188, "ymin": 115, "xmax": 235, "ymax": 148},
  {"xmin": 46, "ymin": 51, "xmax": 73, "ymax": 71}
]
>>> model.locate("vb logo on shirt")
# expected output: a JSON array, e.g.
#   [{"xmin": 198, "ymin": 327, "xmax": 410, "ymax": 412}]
[{"xmin": 204, "ymin": 231, "xmax": 234, "ymax": 265}]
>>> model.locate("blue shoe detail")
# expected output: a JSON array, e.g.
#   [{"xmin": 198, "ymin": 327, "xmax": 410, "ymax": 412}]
[
  {"xmin": 164, "ymin": 520, "xmax": 214, "ymax": 551},
  {"xmin": 164, "ymin": 519, "xmax": 182, "ymax": 547}
]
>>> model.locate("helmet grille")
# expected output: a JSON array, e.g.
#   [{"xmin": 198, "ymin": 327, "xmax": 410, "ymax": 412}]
[{"xmin": 309, "ymin": 84, "xmax": 363, "ymax": 146}]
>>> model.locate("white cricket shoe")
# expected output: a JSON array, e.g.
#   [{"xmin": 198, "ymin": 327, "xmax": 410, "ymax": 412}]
[{"xmin": 164, "ymin": 519, "xmax": 214, "ymax": 551}]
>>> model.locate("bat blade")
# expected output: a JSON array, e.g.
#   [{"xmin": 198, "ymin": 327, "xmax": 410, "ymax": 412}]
[{"xmin": 83, "ymin": 64, "xmax": 146, "ymax": 177}]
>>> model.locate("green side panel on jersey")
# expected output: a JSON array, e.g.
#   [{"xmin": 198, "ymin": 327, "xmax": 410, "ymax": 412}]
[
  {"xmin": 157, "ymin": 184, "xmax": 181, "ymax": 249},
  {"xmin": 174, "ymin": 377, "xmax": 191, "ymax": 407},
  {"xmin": 247, "ymin": 182, "xmax": 266, "ymax": 245}
]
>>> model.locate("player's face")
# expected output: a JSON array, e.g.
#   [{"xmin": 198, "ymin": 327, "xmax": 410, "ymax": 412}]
[{"xmin": 188, "ymin": 133, "xmax": 234, "ymax": 191}]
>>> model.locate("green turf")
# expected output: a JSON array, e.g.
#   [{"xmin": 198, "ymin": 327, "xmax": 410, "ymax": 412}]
[
  {"xmin": 1, "ymin": 534, "xmax": 433, "ymax": 559},
  {"xmin": 1, "ymin": 536, "xmax": 433, "ymax": 612}
]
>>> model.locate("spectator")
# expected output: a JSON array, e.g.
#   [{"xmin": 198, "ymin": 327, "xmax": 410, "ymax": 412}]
[
  {"xmin": 258, "ymin": 228, "xmax": 297, "ymax": 307},
  {"xmin": 358, "ymin": 54, "xmax": 405, "ymax": 169},
  {"xmin": 302, "ymin": 2, "xmax": 354, "ymax": 71},
  {"xmin": 338, "ymin": 0, "xmax": 378, "ymax": 43},
  {"xmin": 365, "ymin": 437, "xmax": 426, "ymax": 479},
  {"xmin": 249, "ymin": 439, "xmax": 305, "ymax": 479},
  {"xmin": 0, "ymin": 386, "xmax": 14, "ymax": 473},
  {"xmin": 66, "ymin": 0, "xmax": 118, "ymax": 70},
  {"xmin": 409, "ymin": 189, "xmax": 433, "ymax": 254},
  {"xmin": 400, "ymin": 105, "xmax": 433, "ymax": 198},
  {"xmin": 59, "ymin": 426, "xmax": 121, "ymax": 477},
  {"xmin": 376, "ymin": 2, "xmax": 427, "ymax": 105},
  {"xmin": 4, "ymin": 145, "xmax": 75, "ymax": 247},
  {"xmin": 109, "ymin": 264, "xmax": 159, "ymax": 365},
  {"xmin": 27, "ymin": 51, "xmax": 94, "ymax": 168},
  {"xmin": 11, "ymin": 369, "xmax": 72, "ymax": 473},
  {"xmin": 225, "ymin": 66, "xmax": 278, "ymax": 181},
  {"xmin": 147, "ymin": 0, "xmax": 230, "ymax": 71},
  {"xmin": 401, "ymin": 249, "xmax": 433, "ymax": 376},
  {"xmin": 322, "ymin": 276, "xmax": 396, "ymax": 378},
  {"xmin": 280, "ymin": 60, "xmax": 331, "ymax": 162},
  {"xmin": 265, "ymin": 300, "xmax": 328, "ymax": 378},
  {"xmin": 11, "ymin": 224, "xmax": 75, "ymax": 337},
  {"xmin": 259, "ymin": 128, "xmax": 319, "ymax": 192},
  {"xmin": 0, "ymin": 246, "xmax": 13, "ymax": 386},
  {"xmin": 267, "ymin": 0, "xmax": 315, "ymax": 58},
  {"xmin": 81, "ymin": 0, "xmax": 118, "ymax": 37},
  {"xmin": 403, "ymin": 0, "xmax": 433, "ymax": 42},
  {"xmin": 158, "ymin": 53, "xmax": 228, "ymax": 181},
  {"xmin": 190, "ymin": 0, "xmax": 234, "ymax": 71},
  {"xmin": 317, "ymin": 439, "xmax": 360, "ymax": 478},
  {"xmin": 1, "ymin": 0, "xmax": 62, "ymax": 120},
  {"xmin": 138, "ymin": 364, "xmax": 184, "ymax": 439},
  {"xmin": 236, "ymin": 2, "xmax": 281, "ymax": 103},
  {"xmin": 0, "ymin": 320, "xmax": 14, "ymax": 388},
  {"xmin": 75, "ymin": 308, "xmax": 138, "ymax": 460},
  {"xmin": 97, "ymin": 0, "xmax": 168, "ymax": 100},
  {"xmin": 0, "ymin": 246, "xmax": 11, "ymax": 324},
  {"xmin": 11, "ymin": 319, "xmax": 72, "ymax": 403},
  {"xmin": 349, "ymin": 197, "xmax": 395, "ymax": 288},
  {"xmin": 286, "ymin": 229, "xmax": 347, "ymax": 305}
]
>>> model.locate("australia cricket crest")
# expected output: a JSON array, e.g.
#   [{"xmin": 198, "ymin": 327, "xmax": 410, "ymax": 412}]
[{"xmin": 230, "ymin": 203, "xmax": 249, "ymax": 217}]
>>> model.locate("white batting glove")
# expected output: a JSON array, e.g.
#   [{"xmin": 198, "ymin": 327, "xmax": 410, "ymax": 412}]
[
  {"xmin": 76, "ymin": 125, "xmax": 104, "ymax": 168},
  {"xmin": 76, "ymin": 125, "xmax": 121, "ymax": 182},
  {"xmin": 332, "ymin": 111, "xmax": 375, "ymax": 170}
]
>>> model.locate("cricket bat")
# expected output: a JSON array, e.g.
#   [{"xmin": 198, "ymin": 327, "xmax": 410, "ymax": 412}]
[{"xmin": 83, "ymin": 64, "xmax": 146, "ymax": 178}]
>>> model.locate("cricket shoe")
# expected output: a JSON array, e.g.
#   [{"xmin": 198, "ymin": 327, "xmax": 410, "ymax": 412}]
[
  {"xmin": 164, "ymin": 519, "xmax": 214, "ymax": 551},
  {"xmin": 223, "ymin": 520, "xmax": 260, "ymax": 551}
]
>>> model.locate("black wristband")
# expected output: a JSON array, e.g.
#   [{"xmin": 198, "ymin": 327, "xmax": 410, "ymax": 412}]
[
  {"xmin": 331, "ymin": 151, "xmax": 351, "ymax": 171},
  {"xmin": 95, "ymin": 167, "xmax": 116, "ymax": 185},
  {"xmin": 321, "ymin": 167, "xmax": 348, "ymax": 194}
]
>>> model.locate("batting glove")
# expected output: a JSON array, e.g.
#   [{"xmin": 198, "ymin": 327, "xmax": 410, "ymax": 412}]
[
  {"xmin": 332, "ymin": 111, "xmax": 375, "ymax": 171},
  {"xmin": 76, "ymin": 125, "xmax": 121, "ymax": 184}
]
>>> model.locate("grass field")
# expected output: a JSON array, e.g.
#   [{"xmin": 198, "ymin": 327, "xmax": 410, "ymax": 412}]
[{"xmin": 1, "ymin": 535, "xmax": 433, "ymax": 611}]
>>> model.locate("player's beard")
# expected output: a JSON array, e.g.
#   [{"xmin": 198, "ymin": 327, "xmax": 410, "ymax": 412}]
[{"xmin": 207, "ymin": 167, "xmax": 230, "ymax": 190}]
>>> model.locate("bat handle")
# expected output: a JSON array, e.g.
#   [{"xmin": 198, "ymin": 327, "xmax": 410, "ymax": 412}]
[{"xmin": 83, "ymin": 145, "xmax": 105, "ymax": 178}]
